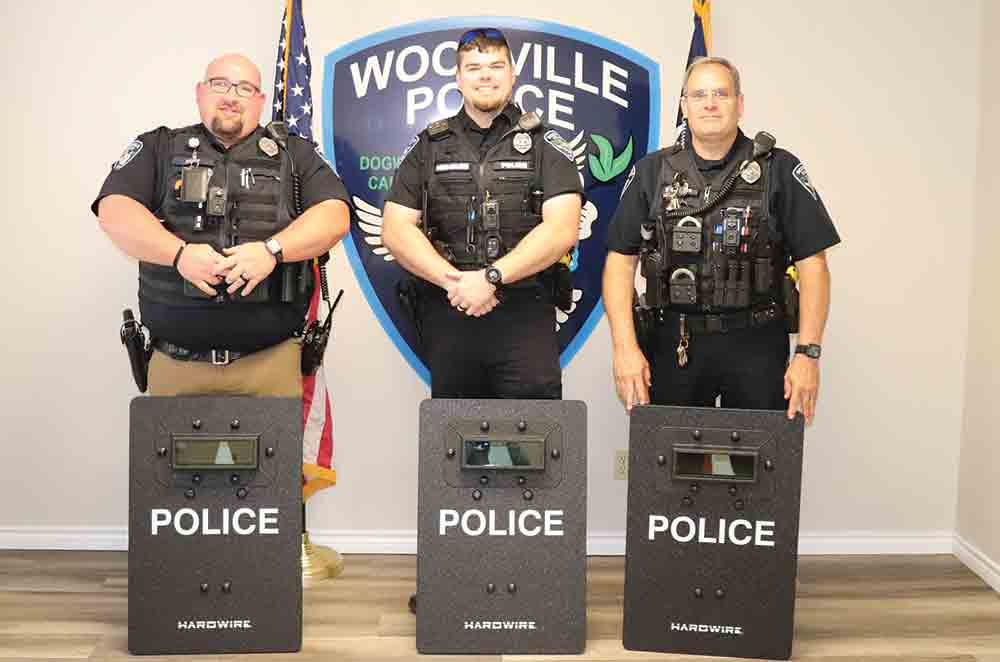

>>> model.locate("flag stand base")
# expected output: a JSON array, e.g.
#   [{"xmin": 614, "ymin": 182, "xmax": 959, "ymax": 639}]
[{"xmin": 301, "ymin": 531, "xmax": 345, "ymax": 586}]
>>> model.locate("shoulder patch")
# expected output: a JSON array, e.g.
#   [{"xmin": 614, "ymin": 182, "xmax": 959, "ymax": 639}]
[
  {"xmin": 113, "ymin": 140, "xmax": 143, "ymax": 170},
  {"xmin": 619, "ymin": 165, "xmax": 637, "ymax": 200},
  {"xmin": 543, "ymin": 130, "xmax": 574, "ymax": 162},
  {"xmin": 792, "ymin": 162, "xmax": 818, "ymax": 201},
  {"xmin": 400, "ymin": 134, "xmax": 419, "ymax": 161}
]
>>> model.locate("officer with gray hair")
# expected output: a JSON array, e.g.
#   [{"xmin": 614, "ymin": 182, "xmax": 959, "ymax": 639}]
[{"xmin": 603, "ymin": 56, "xmax": 840, "ymax": 423}]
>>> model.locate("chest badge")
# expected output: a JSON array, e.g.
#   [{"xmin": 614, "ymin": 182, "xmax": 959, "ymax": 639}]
[
  {"xmin": 259, "ymin": 137, "xmax": 280, "ymax": 158},
  {"xmin": 741, "ymin": 161, "xmax": 762, "ymax": 184},
  {"xmin": 513, "ymin": 132, "xmax": 532, "ymax": 154}
]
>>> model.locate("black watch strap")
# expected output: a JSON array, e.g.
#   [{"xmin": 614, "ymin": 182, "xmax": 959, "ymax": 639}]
[
  {"xmin": 485, "ymin": 265, "xmax": 503, "ymax": 285},
  {"xmin": 794, "ymin": 343, "xmax": 822, "ymax": 359}
]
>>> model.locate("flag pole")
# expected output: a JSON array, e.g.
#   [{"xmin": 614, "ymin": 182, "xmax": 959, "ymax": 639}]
[{"xmin": 272, "ymin": 0, "xmax": 344, "ymax": 584}]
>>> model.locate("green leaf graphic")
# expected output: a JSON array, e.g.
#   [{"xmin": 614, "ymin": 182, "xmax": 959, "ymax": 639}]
[
  {"xmin": 610, "ymin": 137, "xmax": 634, "ymax": 178},
  {"xmin": 588, "ymin": 133, "xmax": 634, "ymax": 182}
]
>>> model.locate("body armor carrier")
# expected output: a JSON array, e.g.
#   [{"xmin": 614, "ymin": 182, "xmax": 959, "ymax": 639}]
[
  {"xmin": 422, "ymin": 112, "xmax": 543, "ymax": 272},
  {"xmin": 139, "ymin": 124, "xmax": 311, "ymax": 308},
  {"xmin": 640, "ymin": 132, "xmax": 789, "ymax": 319},
  {"xmin": 419, "ymin": 111, "xmax": 570, "ymax": 304}
]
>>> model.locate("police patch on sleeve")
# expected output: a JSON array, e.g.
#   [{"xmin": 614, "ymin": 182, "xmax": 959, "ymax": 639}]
[
  {"xmin": 619, "ymin": 165, "xmax": 637, "ymax": 200},
  {"xmin": 400, "ymin": 134, "xmax": 419, "ymax": 161},
  {"xmin": 792, "ymin": 162, "xmax": 818, "ymax": 201},
  {"xmin": 544, "ymin": 130, "xmax": 575, "ymax": 162},
  {"xmin": 113, "ymin": 140, "xmax": 143, "ymax": 170}
]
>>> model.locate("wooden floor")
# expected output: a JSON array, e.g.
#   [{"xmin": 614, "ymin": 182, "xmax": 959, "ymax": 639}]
[{"xmin": 0, "ymin": 552, "xmax": 997, "ymax": 661}]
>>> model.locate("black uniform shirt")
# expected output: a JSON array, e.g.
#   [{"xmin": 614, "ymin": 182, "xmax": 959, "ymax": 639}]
[
  {"xmin": 92, "ymin": 123, "xmax": 349, "ymax": 216},
  {"xmin": 606, "ymin": 129, "xmax": 840, "ymax": 261},
  {"xmin": 386, "ymin": 102, "xmax": 583, "ymax": 210},
  {"xmin": 92, "ymin": 124, "xmax": 350, "ymax": 351}
]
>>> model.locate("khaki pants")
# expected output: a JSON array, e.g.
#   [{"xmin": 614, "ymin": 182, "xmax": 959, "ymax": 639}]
[{"xmin": 148, "ymin": 338, "xmax": 302, "ymax": 397}]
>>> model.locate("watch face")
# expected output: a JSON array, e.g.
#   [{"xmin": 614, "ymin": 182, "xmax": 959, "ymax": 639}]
[
  {"xmin": 486, "ymin": 267, "xmax": 501, "ymax": 284},
  {"xmin": 266, "ymin": 239, "xmax": 281, "ymax": 255}
]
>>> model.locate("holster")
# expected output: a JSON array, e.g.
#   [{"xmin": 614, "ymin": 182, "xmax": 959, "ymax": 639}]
[
  {"xmin": 781, "ymin": 273, "xmax": 800, "ymax": 334},
  {"xmin": 397, "ymin": 277, "xmax": 425, "ymax": 348},
  {"xmin": 633, "ymin": 300, "xmax": 654, "ymax": 359},
  {"xmin": 120, "ymin": 309, "xmax": 152, "ymax": 393},
  {"xmin": 547, "ymin": 262, "xmax": 574, "ymax": 310}
]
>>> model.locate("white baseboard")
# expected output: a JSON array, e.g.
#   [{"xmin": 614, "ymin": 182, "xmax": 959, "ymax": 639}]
[
  {"xmin": 797, "ymin": 530, "xmax": 956, "ymax": 555},
  {"xmin": 0, "ymin": 527, "xmax": 127, "ymax": 551},
  {"xmin": 953, "ymin": 533, "xmax": 1000, "ymax": 592},
  {"xmin": 0, "ymin": 526, "xmax": 969, "ymax": 558}
]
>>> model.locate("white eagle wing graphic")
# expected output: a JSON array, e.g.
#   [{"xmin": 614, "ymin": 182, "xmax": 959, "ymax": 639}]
[
  {"xmin": 353, "ymin": 195, "xmax": 395, "ymax": 262},
  {"xmin": 568, "ymin": 130, "xmax": 587, "ymax": 187},
  {"xmin": 556, "ymin": 289, "xmax": 585, "ymax": 331}
]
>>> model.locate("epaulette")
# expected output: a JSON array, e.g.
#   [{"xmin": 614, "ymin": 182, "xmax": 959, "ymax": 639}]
[
  {"xmin": 265, "ymin": 120, "xmax": 289, "ymax": 142},
  {"xmin": 516, "ymin": 112, "xmax": 542, "ymax": 132},
  {"xmin": 426, "ymin": 119, "xmax": 452, "ymax": 140}
]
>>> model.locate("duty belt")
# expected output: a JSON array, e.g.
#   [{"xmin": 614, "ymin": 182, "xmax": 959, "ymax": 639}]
[
  {"xmin": 153, "ymin": 339, "xmax": 254, "ymax": 365},
  {"xmin": 658, "ymin": 302, "xmax": 782, "ymax": 334}
]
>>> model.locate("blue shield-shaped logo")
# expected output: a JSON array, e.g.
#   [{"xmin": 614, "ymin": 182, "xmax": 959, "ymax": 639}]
[{"xmin": 324, "ymin": 17, "xmax": 660, "ymax": 383}]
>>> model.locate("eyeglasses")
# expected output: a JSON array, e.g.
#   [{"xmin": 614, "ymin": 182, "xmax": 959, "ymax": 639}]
[
  {"xmin": 458, "ymin": 28, "xmax": 508, "ymax": 47},
  {"xmin": 203, "ymin": 77, "xmax": 260, "ymax": 98},
  {"xmin": 683, "ymin": 88, "xmax": 736, "ymax": 103}
]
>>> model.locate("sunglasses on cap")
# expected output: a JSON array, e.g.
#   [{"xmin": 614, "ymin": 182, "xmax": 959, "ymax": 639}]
[{"xmin": 458, "ymin": 28, "xmax": 508, "ymax": 47}]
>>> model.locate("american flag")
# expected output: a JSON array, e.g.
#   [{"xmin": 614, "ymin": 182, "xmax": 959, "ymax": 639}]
[
  {"xmin": 272, "ymin": 0, "xmax": 337, "ymax": 499},
  {"xmin": 675, "ymin": 0, "xmax": 712, "ymax": 148}
]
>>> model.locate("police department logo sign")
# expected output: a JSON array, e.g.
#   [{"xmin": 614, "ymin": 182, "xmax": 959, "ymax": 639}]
[{"xmin": 324, "ymin": 17, "xmax": 660, "ymax": 383}]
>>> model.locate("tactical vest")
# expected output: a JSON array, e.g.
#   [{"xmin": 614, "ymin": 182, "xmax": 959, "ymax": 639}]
[
  {"xmin": 423, "ymin": 113, "xmax": 544, "ymax": 275},
  {"xmin": 641, "ymin": 136, "xmax": 787, "ymax": 316},
  {"xmin": 139, "ymin": 124, "xmax": 306, "ymax": 307}
]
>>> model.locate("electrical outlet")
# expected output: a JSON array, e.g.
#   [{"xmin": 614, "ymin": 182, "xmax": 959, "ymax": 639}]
[{"xmin": 614, "ymin": 449, "xmax": 629, "ymax": 480}]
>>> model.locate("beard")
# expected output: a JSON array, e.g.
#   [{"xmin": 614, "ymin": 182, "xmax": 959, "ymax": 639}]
[
  {"xmin": 471, "ymin": 97, "xmax": 506, "ymax": 114},
  {"xmin": 210, "ymin": 104, "xmax": 245, "ymax": 142}
]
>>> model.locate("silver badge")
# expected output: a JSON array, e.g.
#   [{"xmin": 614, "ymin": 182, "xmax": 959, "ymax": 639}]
[
  {"xmin": 513, "ymin": 132, "xmax": 532, "ymax": 154},
  {"xmin": 259, "ymin": 137, "xmax": 279, "ymax": 158},
  {"xmin": 741, "ymin": 161, "xmax": 762, "ymax": 184}
]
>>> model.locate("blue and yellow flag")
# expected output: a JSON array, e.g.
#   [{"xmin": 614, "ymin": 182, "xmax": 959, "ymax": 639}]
[{"xmin": 676, "ymin": 0, "xmax": 712, "ymax": 146}]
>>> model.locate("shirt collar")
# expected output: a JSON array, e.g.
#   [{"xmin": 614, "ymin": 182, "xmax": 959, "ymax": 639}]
[
  {"xmin": 457, "ymin": 102, "xmax": 520, "ymax": 134},
  {"xmin": 690, "ymin": 128, "xmax": 749, "ymax": 172}
]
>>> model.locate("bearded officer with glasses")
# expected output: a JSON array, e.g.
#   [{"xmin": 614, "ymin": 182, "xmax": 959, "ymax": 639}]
[
  {"xmin": 94, "ymin": 53, "xmax": 350, "ymax": 396},
  {"xmin": 382, "ymin": 28, "xmax": 583, "ymax": 400},
  {"xmin": 603, "ymin": 56, "xmax": 840, "ymax": 423}
]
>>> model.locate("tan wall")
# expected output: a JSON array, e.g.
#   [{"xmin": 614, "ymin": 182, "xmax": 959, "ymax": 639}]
[
  {"xmin": 0, "ymin": 0, "xmax": 987, "ymax": 555},
  {"xmin": 956, "ymin": 0, "xmax": 1000, "ymax": 578}
]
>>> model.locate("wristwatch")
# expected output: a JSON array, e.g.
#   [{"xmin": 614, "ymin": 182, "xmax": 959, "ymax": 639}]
[
  {"xmin": 265, "ymin": 237, "xmax": 284, "ymax": 264},
  {"xmin": 484, "ymin": 265, "xmax": 503, "ymax": 286},
  {"xmin": 794, "ymin": 344, "xmax": 822, "ymax": 359}
]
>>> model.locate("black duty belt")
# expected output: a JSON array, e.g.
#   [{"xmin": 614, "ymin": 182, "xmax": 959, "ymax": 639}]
[
  {"xmin": 658, "ymin": 302, "xmax": 782, "ymax": 334},
  {"xmin": 153, "ymin": 339, "xmax": 254, "ymax": 366}
]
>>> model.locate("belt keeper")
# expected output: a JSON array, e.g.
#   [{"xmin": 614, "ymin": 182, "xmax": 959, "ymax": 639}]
[{"xmin": 172, "ymin": 243, "xmax": 187, "ymax": 271}]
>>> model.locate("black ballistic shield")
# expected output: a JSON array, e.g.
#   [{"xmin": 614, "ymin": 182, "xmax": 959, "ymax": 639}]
[
  {"xmin": 623, "ymin": 406, "xmax": 805, "ymax": 660},
  {"xmin": 417, "ymin": 399, "xmax": 587, "ymax": 654},
  {"xmin": 128, "ymin": 396, "xmax": 303, "ymax": 655}
]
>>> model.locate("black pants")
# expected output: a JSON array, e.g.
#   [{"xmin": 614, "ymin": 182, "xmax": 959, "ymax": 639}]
[
  {"xmin": 421, "ymin": 288, "xmax": 561, "ymax": 399},
  {"xmin": 649, "ymin": 316, "xmax": 790, "ymax": 410}
]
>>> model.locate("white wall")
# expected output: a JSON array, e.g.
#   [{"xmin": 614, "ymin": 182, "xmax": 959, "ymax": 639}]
[
  {"xmin": 0, "ymin": 1, "xmax": 988, "ymax": 558},
  {"xmin": 956, "ymin": 0, "xmax": 1000, "ymax": 590}
]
